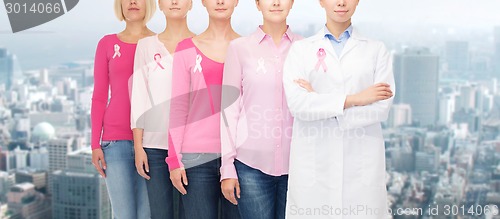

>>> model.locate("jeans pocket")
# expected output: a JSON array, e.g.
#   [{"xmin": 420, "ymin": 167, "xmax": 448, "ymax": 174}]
[{"xmin": 101, "ymin": 141, "xmax": 116, "ymax": 150}]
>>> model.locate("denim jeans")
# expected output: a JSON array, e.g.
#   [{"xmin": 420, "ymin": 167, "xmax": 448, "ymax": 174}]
[
  {"xmin": 234, "ymin": 159, "xmax": 288, "ymax": 219},
  {"xmin": 181, "ymin": 153, "xmax": 240, "ymax": 219},
  {"xmin": 144, "ymin": 148, "xmax": 184, "ymax": 219},
  {"xmin": 102, "ymin": 140, "xmax": 150, "ymax": 219}
]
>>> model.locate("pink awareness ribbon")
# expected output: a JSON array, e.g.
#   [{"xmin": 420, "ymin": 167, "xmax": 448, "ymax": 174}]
[
  {"xmin": 315, "ymin": 48, "xmax": 328, "ymax": 73},
  {"xmin": 153, "ymin": 53, "xmax": 165, "ymax": 70}
]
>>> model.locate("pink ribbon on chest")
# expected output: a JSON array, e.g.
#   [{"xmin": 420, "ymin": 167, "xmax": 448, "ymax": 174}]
[
  {"xmin": 153, "ymin": 53, "xmax": 165, "ymax": 70},
  {"xmin": 315, "ymin": 48, "xmax": 328, "ymax": 73}
]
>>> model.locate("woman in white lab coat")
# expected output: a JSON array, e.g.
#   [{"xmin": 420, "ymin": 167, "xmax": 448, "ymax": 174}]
[{"xmin": 283, "ymin": 0, "xmax": 395, "ymax": 218}]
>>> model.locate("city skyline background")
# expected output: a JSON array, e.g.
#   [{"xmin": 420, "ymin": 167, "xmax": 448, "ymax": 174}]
[
  {"xmin": 1, "ymin": 0, "xmax": 500, "ymax": 70},
  {"xmin": 1, "ymin": 0, "xmax": 500, "ymax": 218}
]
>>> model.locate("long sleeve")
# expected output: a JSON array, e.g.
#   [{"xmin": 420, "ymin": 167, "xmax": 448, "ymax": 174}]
[
  {"xmin": 166, "ymin": 46, "xmax": 190, "ymax": 171},
  {"xmin": 91, "ymin": 38, "xmax": 109, "ymax": 150},
  {"xmin": 283, "ymin": 43, "xmax": 347, "ymax": 122},
  {"xmin": 220, "ymin": 44, "xmax": 242, "ymax": 180},
  {"xmin": 130, "ymin": 40, "xmax": 152, "ymax": 130},
  {"xmin": 337, "ymin": 42, "xmax": 395, "ymax": 130}
]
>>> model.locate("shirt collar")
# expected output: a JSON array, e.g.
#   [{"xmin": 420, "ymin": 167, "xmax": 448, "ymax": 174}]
[
  {"xmin": 254, "ymin": 25, "xmax": 294, "ymax": 44},
  {"xmin": 324, "ymin": 25, "xmax": 353, "ymax": 42}
]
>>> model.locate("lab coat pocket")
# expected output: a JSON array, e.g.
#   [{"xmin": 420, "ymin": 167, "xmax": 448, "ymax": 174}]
[
  {"xmin": 361, "ymin": 138, "xmax": 386, "ymax": 188},
  {"xmin": 289, "ymin": 136, "xmax": 317, "ymax": 188}
]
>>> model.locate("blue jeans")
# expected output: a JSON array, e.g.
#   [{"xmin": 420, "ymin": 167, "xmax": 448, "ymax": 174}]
[
  {"xmin": 102, "ymin": 140, "xmax": 150, "ymax": 219},
  {"xmin": 144, "ymin": 148, "xmax": 184, "ymax": 219},
  {"xmin": 181, "ymin": 153, "xmax": 240, "ymax": 219},
  {"xmin": 235, "ymin": 159, "xmax": 288, "ymax": 219}
]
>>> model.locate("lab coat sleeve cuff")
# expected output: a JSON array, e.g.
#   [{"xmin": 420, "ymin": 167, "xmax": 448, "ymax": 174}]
[{"xmin": 330, "ymin": 93, "xmax": 346, "ymax": 118}]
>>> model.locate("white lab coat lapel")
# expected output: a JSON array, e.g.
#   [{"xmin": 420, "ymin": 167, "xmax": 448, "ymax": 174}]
[
  {"xmin": 307, "ymin": 28, "xmax": 346, "ymax": 95},
  {"xmin": 309, "ymin": 27, "xmax": 369, "ymax": 61},
  {"xmin": 309, "ymin": 27, "xmax": 339, "ymax": 60},
  {"xmin": 339, "ymin": 28, "xmax": 368, "ymax": 60}
]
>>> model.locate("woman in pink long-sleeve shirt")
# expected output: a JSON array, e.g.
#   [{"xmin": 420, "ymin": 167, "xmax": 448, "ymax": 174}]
[
  {"xmin": 219, "ymin": 0, "xmax": 302, "ymax": 218},
  {"xmin": 90, "ymin": 0, "xmax": 155, "ymax": 218},
  {"xmin": 167, "ymin": 0, "xmax": 241, "ymax": 218}
]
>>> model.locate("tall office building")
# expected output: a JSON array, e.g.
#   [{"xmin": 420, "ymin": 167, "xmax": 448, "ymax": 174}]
[
  {"xmin": 0, "ymin": 48, "xmax": 22, "ymax": 91},
  {"xmin": 438, "ymin": 93, "xmax": 456, "ymax": 126},
  {"xmin": 30, "ymin": 147, "xmax": 49, "ymax": 170},
  {"xmin": 6, "ymin": 182, "xmax": 51, "ymax": 219},
  {"xmin": 455, "ymin": 84, "xmax": 479, "ymax": 112},
  {"xmin": 52, "ymin": 148, "xmax": 111, "ymax": 219},
  {"xmin": 12, "ymin": 147, "xmax": 29, "ymax": 169},
  {"xmin": 415, "ymin": 147, "xmax": 440, "ymax": 173},
  {"xmin": 0, "ymin": 171, "xmax": 15, "ymax": 202},
  {"xmin": 47, "ymin": 137, "xmax": 74, "ymax": 194},
  {"xmin": 494, "ymin": 27, "xmax": 500, "ymax": 78},
  {"xmin": 445, "ymin": 41, "xmax": 469, "ymax": 74},
  {"xmin": 394, "ymin": 47, "xmax": 439, "ymax": 126},
  {"xmin": 387, "ymin": 104, "xmax": 412, "ymax": 128},
  {"xmin": 0, "ymin": 48, "xmax": 14, "ymax": 90},
  {"xmin": 15, "ymin": 168, "xmax": 48, "ymax": 192}
]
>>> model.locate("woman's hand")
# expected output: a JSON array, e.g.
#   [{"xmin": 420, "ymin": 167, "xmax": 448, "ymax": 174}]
[
  {"xmin": 348, "ymin": 83, "xmax": 393, "ymax": 107},
  {"xmin": 135, "ymin": 147, "xmax": 150, "ymax": 180},
  {"xmin": 295, "ymin": 79, "xmax": 315, "ymax": 92},
  {"xmin": 91, "ymin": 148, "xmax": 107, "ymax": 178},
  {"xmin": 221, "ymin": 178, "xmax": 240, "ymax": 205},
  {"xmin": 170, "ymin": 168, "xmax": 188, "ymax": 195}
]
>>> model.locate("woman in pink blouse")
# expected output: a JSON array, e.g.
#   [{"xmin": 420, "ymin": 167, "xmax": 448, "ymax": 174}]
[
  {"xmin": 130, "ymin": 0, "xmax": 195, "ymax": 218},
  {"xmin": 90, "ymin": 0, "xmax": 155, "ymax": 218},
  {"xmin": 220, "ymin": 0, "xmax": 302, "ymax": 218},
  {"xmin": 167, "ymin": 0, "xmax": 241, "ymax": 218}
]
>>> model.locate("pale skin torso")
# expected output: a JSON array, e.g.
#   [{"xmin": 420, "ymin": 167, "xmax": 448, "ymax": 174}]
[
  {"xmin": 158, "ymin": 30, "xmax": 196, "ymax": 55},
  {"xmin": 192, "ymin": 32, "xmax": 240, "ymax": 63},
  {"xmin": 117, "ymin": 29, "xmax": 155, "ymax": 44}
]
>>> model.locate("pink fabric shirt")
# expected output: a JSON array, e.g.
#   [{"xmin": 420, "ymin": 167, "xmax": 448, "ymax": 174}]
[
  {"xmin": 167, "ymin": 38, "xmax": 224, "ymax": 170},
  {"xmin": 220, "ymin": 27, "xmax": 303, "ymax": 180},
  {"xmin": 91, "ymin": 34, "xmax": 135, "ymax": 150},
  {"xmin": 131, "ymin": 35, "xmax": 173, "ymax": 150}
]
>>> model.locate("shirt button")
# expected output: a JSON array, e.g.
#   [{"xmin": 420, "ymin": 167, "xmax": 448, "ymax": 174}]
[{"xmin": 276, "ymin": 144, "xmax": 280, "ymax": 148}]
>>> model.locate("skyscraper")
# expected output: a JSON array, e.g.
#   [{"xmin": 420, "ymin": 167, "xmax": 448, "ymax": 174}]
[
  {"xmin": 47, "ymin": 137, "xmax": 74, "ymax": 194},
  {"xmin": 445, "ymin": 41, "xmax": 469, "ymax": 74},
  {"xmin": 394, "ymin": 47, "xmax": 439, "ymax": 126},
  {"xmin": 438, "ymin": 93, "xmax": 456, "ymax": 126},
  {"xmin": 495, "ymin": 26, "xmax": 500, "ymax": 78},
  {"xmin": 0, "ymin": 48, "xmax": 14, "ymax": 90},
  {"xmin": 52, "ymin": 148, "xmax": 111, "ymax": 219},
  {"xmin": 30, "ymin": 147, "xmax": 49, "ymax": 170},
  {"xmin": 387, "ymin": 104, "xmax": 412, "ymax": 128}
]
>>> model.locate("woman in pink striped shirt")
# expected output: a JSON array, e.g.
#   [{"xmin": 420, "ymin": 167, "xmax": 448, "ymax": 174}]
[
  {"xmin": 167, "ymin": 0, "xmax": 241, "ymax": 219},
  {"xmin": 131, "ymin": 0, "xmax": 195, "ymax": 218},
  {"xmin": 90, "ymin": 0, "xmax": 155, "ymax": 218},
  {"xmin": 220, "ymin": 0, "xmax": 302, "ymax": 218}
]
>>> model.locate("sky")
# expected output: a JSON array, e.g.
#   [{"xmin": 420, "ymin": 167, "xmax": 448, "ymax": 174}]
[{"xmin": 1, "ymin": 0, "xmax": 500, "ymax": 70}]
